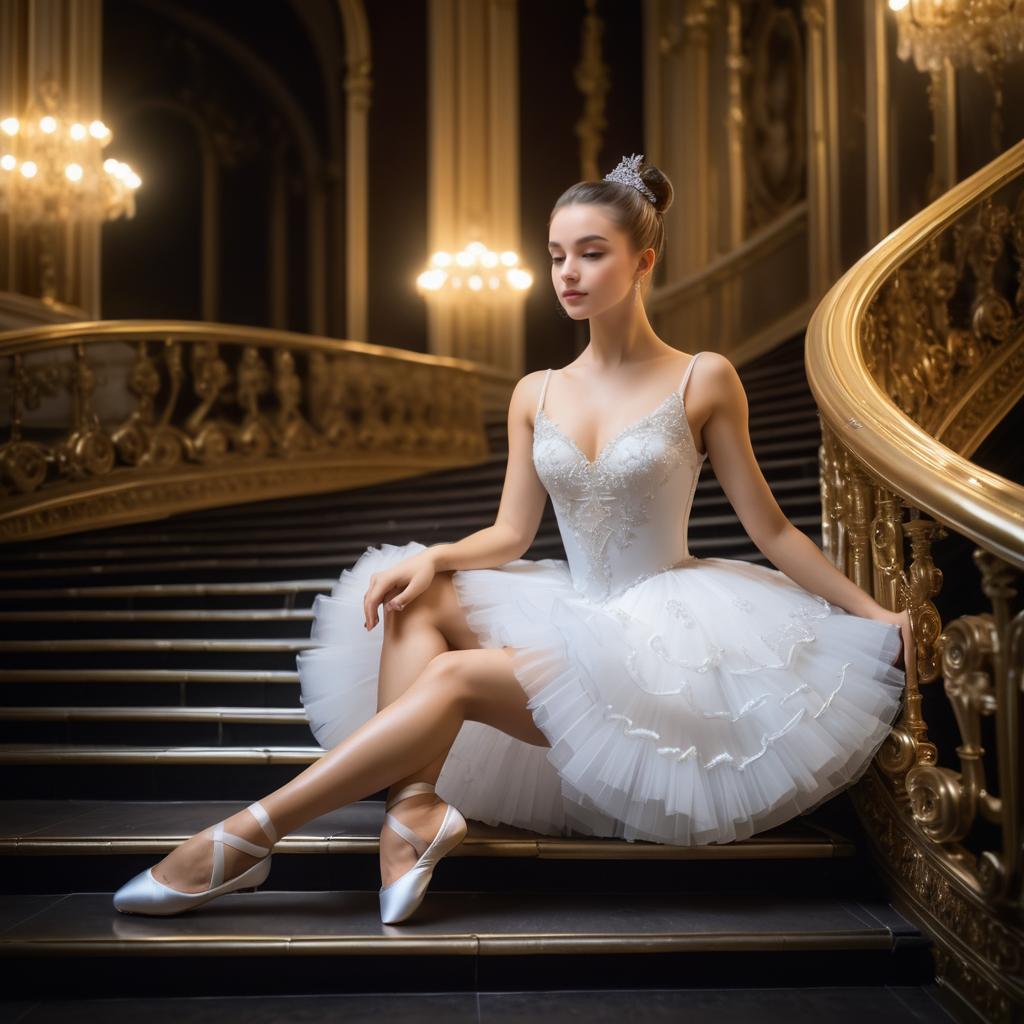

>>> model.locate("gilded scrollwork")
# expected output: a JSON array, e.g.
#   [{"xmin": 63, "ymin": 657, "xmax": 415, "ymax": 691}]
[
  {"xmin": 863, "ymin": 192, "xmax": 1024, "ymax": 442},
  {"xmin": 816, "ymin": 168, "xmax": 1024, "ymax": 1019},
  {"xmin": 0, "ymin": 328, "xmax": 490, "ymax": 541}
]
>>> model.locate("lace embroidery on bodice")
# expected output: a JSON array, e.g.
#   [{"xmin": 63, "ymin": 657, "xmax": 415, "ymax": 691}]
[{"xmin": 532, "ymin": 352, "xmax": 708, "ymax": 603}]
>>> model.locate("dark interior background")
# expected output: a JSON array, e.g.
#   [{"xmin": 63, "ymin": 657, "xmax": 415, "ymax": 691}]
[{"xmin": 100, "ymin": 0, "xmax": 644, "ymax": 374}]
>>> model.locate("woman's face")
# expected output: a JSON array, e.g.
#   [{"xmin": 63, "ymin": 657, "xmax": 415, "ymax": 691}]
[{"xmin": 548, "ymin": 203, "xmax": 638, "ymax": 319}]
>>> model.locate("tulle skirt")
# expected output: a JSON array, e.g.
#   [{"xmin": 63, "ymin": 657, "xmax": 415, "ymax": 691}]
[{"xmin": 296, "ymin": 541, "xmax": 905, "ymax": 846}]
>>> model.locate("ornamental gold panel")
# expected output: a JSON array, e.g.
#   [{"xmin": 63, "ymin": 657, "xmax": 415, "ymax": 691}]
[{"xmin": 0, "ymin": 322, "xmax": 491, "ymax": 542}]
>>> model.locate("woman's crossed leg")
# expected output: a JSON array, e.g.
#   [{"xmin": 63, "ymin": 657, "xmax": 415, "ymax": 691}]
[{"xmin": 148, "ymin": 570, "xmax": 549, "ymax": 894}]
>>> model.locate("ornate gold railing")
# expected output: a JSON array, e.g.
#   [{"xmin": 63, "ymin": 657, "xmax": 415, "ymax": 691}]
[
  {"xmin": 0, "ymin": 321, "xmax": 496, "ymax": 542},
  {"xmin": 807, "ymin": 138, "xmax": 1024, "ymax": 1022}
]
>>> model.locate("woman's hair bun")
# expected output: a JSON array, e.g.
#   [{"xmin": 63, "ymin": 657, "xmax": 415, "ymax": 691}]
[{"xmin": 640, "ymin": 161, "xmax": 673, "ymax": 216}]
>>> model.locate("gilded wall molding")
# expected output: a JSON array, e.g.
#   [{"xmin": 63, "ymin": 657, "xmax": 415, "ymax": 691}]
[{"xmin": 575, "ymin": 0, "xmax": 609, "ymax": 184}]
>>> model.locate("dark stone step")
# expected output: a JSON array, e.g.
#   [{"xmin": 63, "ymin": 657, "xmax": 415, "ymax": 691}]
[
  {"xmin": 0, "ymin": 983, "xmax": 961, "ymax": 1022},
  {"xmin": 0, "ymin": 798, "xmax": 870, "ymax": 898},
  {"xmin": 0, "ymin": 889, "xmax": 933, "ymax": 998}
]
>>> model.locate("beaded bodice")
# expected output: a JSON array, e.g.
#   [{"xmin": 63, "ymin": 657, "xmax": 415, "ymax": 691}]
[{"xmin": 532, "ymin": 352, "xmax": 708, "ymax": 604}]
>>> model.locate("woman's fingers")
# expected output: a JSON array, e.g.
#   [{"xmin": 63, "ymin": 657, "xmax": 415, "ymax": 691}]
[{"xmin": 363, "ymin": 576, "xmax": 390, "ymax": 629}]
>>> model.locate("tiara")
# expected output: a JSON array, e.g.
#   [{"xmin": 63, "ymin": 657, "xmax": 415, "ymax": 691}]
[{"xmin": 603, "ymin": 153, "xmax": 658, "ymax": 205}]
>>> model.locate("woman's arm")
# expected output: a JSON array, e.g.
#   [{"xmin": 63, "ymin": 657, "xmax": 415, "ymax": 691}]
[
  {"xmin": 697, "ymin": 352, "xmax": 890, "ymax": 620},
  {"xmin": 427, "ymin": 371, "xmax": 550, "ymax": 574}
]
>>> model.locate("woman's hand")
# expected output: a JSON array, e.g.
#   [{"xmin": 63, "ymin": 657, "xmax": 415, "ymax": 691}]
[
  {"xmin": 869, "ymin": 606, "xmax": 916, "ymax": 684},
  {"xmin": 362, "ymin": 551, "xmax": 438, "ymax": 630}
]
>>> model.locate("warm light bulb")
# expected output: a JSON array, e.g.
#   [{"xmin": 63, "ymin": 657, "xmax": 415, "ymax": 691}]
[
  {"xmin": 88, "ymin": 119, "xmax": 108, "ymax": 138},
  {"xmin": 417, "ymin": 268, "xmax": 448, "ymax": 291},
  {"xmin": 65, "ymin": 163, "xmax": 83, "ymax": 181},
  {"xmin": 0, "ymin": 117, "xmax": 19, "ymax": 135},
  {"xmin": 888, "ymin": 0, "xmax": 909, "ymax": 9},
  {"xmin": 20, "ymin": 160, "xmax": 37, "ymax": 177},
  {"xmin": 69, "ymin": 122, "xmax": 87, "ymax": 140},
  {"xmin": 39, "ymin": 116, "xmax": 57, "ymax": 133},
  {"xmin": 500, "ymin": 251, "xmax": 517, "ymax": 266},
  {"xmin": 0, "ymin": 154, "xmax": 15, "ymax": 170},
  {"xmin": 507, "ymin": 268, "xmax": 532, "ymax": 289}
]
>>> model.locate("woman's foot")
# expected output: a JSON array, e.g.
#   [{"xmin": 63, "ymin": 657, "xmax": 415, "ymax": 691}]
[
  {"xmin": 378, "ymin": 789, "xmax": 450, "ymax": 888},
  {"xmin": 151, "ymin": 805, "xmax": 274, "ymax": 893}
]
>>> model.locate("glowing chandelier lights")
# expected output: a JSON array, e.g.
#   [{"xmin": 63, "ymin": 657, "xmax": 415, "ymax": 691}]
[
  {"xmin": 416, "ymin": 240, "xmax": 533, "ymax": 298},
  {"xmin": 886, "ymin": 0, "xmax": 1024, "ymax": 75},
  {"xmin": 0, "ymin": 79, "xmax": 141, "ymax": 227}
]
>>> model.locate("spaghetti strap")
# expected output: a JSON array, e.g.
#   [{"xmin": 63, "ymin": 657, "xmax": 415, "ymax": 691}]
[
  {"xmin": 536, "ymin": 368, "xmax": 553, "ymax": 417},
  {"xmin": 676, "ymin": 351, "xmax": 704, "ymax": 403}
]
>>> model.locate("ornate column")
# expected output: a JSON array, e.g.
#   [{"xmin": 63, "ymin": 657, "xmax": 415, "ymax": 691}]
[
  {"xmin": 338, "ymin": 0, "xmax": 372, "ymax": 342},
  {"xmin": 802, "ymin": 0, "xmax": 841, "ymax": 299},
  {"xmin": 426, "ymin": 0, "xmax": 524, "ymax": 374},
  {"xmin": 0, "ymin": 0, "xmax": 102, "ymax": 315},
  {"xmin": 724, "ymin": 0, "xmax": 746, "ymax": 252},
  {"xmin": 865, "ymin": 0, "xmax": 892, "ymax": 245},
  {"xmin": 678, "ymin": 0, "xmax": 715, "ymax": 278}
]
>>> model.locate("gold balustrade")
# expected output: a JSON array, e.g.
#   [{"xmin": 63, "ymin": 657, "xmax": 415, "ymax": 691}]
[
  {"xmin": 806, "ymin": 138, "xmax": 1024, "ymax": 1022},
  {"xmin": 0, "ymin": 321, "xmax": 497, "ymax": 542}
]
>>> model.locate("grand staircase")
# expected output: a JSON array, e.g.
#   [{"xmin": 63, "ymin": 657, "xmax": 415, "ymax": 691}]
[{"xmin": 0, "ymin": 336, "xmax": 959, "ymax": 1020}]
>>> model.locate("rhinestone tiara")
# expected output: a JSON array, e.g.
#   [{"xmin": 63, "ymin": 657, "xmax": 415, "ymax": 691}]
[{"xmin": 603, "ymin": 153, "xmax": 658, "ymax": 206}]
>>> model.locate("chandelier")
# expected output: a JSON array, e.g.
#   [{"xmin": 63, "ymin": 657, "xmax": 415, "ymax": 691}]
[
  {"xmin": 886, "ymin": 0, "xmax": 1024, "ymax": 75},
  {"xmin": 0, "ymin": 79, "xmax": 141, "ymax": 227},
  {"xmin": 416, "ymin": 240, "xmax": 533, "ymax": 298}
]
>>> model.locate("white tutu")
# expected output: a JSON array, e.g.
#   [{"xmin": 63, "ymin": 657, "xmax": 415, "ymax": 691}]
[{"xmin": 296, "ymin": 540, "xmax": 905, "ymax": 846}]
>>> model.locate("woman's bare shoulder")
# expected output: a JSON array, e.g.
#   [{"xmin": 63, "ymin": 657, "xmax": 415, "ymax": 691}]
[{"xmin": 508, "ymin": 369, "xmax": 553, "ymax": 425}]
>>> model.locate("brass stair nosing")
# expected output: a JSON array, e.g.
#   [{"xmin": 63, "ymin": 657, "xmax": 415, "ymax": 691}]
[
  {"xmin": 0, "ymin": 638, "xmax": 319, "ymax": 652},
  {"xmin": 0, "ymin": 744, "xmax": 323, "ymax": 764},
  {"xmin": 0, "ymin": 929, "xmax": 897, "ymax": 958},
  {"xmin": 0, "ymin": 706, "xmax": 306, "ymax": 723},
  {"xmin": 0, "ymin": 834, "xmax": 853, "ymax": 860},
  {"xmin": 0, "ymin": 580, "xmax": 336, "ymax": 599},
  {"xmin": 0, "ymin": 668, "xmax": 300, "ymax": 683},
  {"xmin": 0, "ymin": 609, "xmax": 315, "ymax": 621}
]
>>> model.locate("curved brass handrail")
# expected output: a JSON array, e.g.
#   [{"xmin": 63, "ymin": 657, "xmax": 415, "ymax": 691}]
[
  {"xmin": 805, "ymin": 141, "xmax": 1024, "ymax": 1020},
  {"xmin": 806, "ymin": 139, "xmax": 1024, "ymax": 570}
]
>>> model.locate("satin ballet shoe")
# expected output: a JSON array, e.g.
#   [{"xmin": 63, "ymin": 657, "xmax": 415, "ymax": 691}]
[
  {"xmin": 378, "ymin": 781, "xmax": 468, "ymax": 925},
  {"xmin": 113, "ymin": 800, "xmax": 278, "ymax": 916}
]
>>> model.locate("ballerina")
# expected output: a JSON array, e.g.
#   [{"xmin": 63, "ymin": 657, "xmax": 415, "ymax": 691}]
[{"xmin": 114, "ymin": 153, "xmax": 914, "ymax": 925}]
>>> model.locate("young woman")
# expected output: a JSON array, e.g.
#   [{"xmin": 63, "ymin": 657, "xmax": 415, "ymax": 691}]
[{"xmin": 114, "ymin": 154, "xmax": 913, "ymax": 925}]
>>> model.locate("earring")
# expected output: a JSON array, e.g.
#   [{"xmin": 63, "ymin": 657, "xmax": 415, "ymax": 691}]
[{"xmin": 634, "ymin": 279, "xmax": 641, "ymax": 295}]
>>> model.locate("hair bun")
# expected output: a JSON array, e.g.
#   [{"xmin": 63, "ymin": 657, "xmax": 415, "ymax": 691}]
[{"xmin": 640, "ymin": 161, "xmax": 673, "ymax": 216}]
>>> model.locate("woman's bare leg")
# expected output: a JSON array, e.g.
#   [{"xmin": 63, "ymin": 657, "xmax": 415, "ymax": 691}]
[
  {"xmin": 374, "ymin": 571, "xmax": 483, "ymax": 886},
  {"xmin": 150, "ymin": 644, "xmax": 548, "ymax": 893}
]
